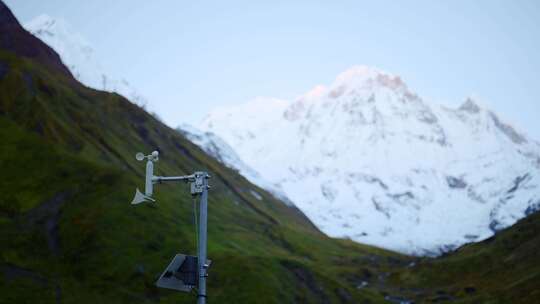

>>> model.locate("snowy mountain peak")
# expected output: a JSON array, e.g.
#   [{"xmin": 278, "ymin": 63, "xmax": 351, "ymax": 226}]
[
  {"xmin": 329, "ymin": 65, "xmax": 410, "ymax": 98},
  {"xmin": 25, "ymin": 14, "xmax": 72, "ymax": 36},
  {"xmin": 25, "ymin": 14, "xmax": 94, "ymax": 62},
  {"xmin": 196, "ymin": 66, "xmax": 540, "ymax": 256},
  {"xmin": 302, "ymin": 85, "xmax": 327, "ymax": 100},
  {"xmin": 459, "ymin": 97, "xmax": 482, "ymax": 114},
  {"xmin": 333, "ymin": 65, "xmax": 391, "ymax": 86},
  {"xmin": 284, "ymin": 65, "xmax": 424, "ymax": 125},
  {"xmin": 25, "ymin": 13, "xmax": 56, "ymax": 30},
  {"xmin": 24, "ymin": 14, "xmax": 147, "ymax": 108}
]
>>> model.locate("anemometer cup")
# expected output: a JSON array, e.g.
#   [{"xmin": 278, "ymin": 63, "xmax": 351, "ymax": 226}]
[
  {"xmin": 131, "ymin": 151, "xmax": 159, "ymax": 205},
  {"xmin": 135, "ymin": 151, "xmax": 159, "ymax": 162}
]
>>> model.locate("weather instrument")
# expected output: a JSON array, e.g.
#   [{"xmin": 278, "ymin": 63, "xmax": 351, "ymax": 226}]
[{"xmin": 131, "ymin": 151, "xmax": 211, "ymax": 304}]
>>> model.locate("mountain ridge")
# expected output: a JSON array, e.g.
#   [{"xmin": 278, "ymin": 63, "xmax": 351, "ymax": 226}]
[
  {"xmin": 196, "ymin": 66, "xmax": 540, "ymax": 255},
  {"xmin": 0, "ymin": 2, "xmax": 72, "ymax": 78},
  {"xmin": 23, "ymin": 13, "xmax": 149, "ymax": 108}
]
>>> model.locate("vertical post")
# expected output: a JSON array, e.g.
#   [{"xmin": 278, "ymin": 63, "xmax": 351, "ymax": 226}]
[
  {"xmin": 145, "ymin": 159, "xmax": 154, "ymax": 196},
  {"xmin": 197, "ymin": 175, "xmax": 208, "ymax": 304}
]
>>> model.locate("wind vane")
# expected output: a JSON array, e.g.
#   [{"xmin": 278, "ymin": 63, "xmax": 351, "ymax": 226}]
[{"xmin": 131, "ymin": 151, "xmax": 211, "ymax": 304}]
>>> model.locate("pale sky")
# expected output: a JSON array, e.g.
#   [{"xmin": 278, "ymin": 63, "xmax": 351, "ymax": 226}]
[{"xmin": 6, "ymin": 0, "xmax": 540, "ymax": 139}]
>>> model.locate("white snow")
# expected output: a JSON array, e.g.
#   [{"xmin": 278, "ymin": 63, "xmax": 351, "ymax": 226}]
[
  {"xmin": 177, "ymin": 123, "xmax": 294, "ymax": 206},
  {"xmin": 195, "ymin": 65, "xmax": 540, "ymax": 256},
  {"xmin": 24, "ymin": 14, "xmax": 148, "ymax": 107}
]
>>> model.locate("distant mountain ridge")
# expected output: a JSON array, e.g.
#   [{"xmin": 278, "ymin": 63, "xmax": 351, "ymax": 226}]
[
  {"xmin": 0, "ymin": 3, "xmax": 72, "ymax": 77},
  {"xmin": 24, "ymin": 14, "xmax": 148, "ymax": 107},
  {"xmin": 193, "ymin": 66, "xmax": 540, "ymax": 255},
  {"xmin": 177, "ymin": 123, "xmax": 294, "ymax": 206}
]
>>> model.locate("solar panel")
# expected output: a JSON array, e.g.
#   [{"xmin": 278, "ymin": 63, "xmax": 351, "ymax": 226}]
[{"xmin": 156, "ymin": 254, "xmax": 211, "ymax": 293}]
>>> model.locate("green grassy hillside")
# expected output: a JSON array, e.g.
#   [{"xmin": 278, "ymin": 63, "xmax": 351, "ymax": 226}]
[{"xmin": 388, "ymin": 210, "xmax": 540, "ymax": 303}]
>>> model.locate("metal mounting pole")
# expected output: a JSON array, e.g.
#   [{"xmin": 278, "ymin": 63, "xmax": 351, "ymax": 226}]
[{"xmin": 197, "ymin": 177, "xmax": 208, "ymax": 304}]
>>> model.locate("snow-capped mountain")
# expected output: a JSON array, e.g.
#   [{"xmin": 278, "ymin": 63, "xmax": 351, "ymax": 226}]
[
  {"xmin": 24, "ymin": 14, "xmax": 147, "ymax": 107},
  {"xmin": 177, "ymin": 123, "xmax": 293, "ymax": 205},
  {"xmin": 196, "ymin": 66, "xmax": 540, "ymax": 255}
]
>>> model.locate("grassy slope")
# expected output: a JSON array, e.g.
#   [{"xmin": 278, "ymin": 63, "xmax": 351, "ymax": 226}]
[
  {"xmin": 0, "ymin": 50, "xmax": 410, "ymax": 303},
  {"xmin": 388, "ymin": 211, "xmax": 540, "ymax": 303}
]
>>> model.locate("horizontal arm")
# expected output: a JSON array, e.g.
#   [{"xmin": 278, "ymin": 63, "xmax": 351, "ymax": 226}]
[{"xmin": 153, "ymin": 175, "xmax": 195, "ymax": 183}]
